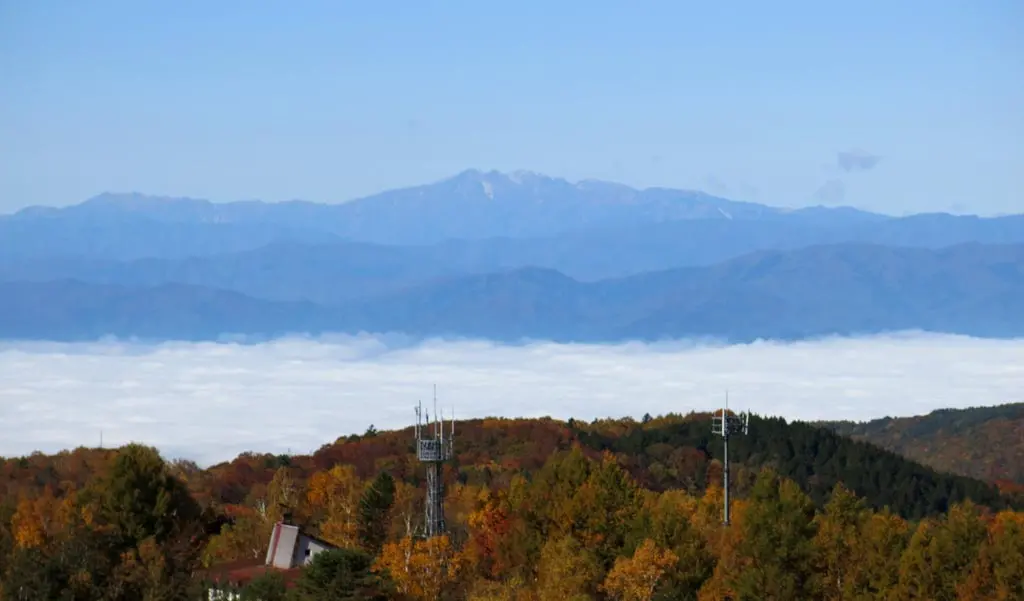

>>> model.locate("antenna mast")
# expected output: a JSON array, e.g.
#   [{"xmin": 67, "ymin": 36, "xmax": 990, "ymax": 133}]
[
  {"xmin": 415, "ymin": 385, "xmax": 454, "ymax": 538},
  {"xmin": 711, "ymin": 390, "xmax": 750, "ymax": 526}
]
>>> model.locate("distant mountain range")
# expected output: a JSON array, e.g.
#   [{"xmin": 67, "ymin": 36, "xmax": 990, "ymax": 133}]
[
  {"xmin": 5, "ymin": 169, "xmax": 1022, "ymax": 265},
  {"xmin": 2, "ymin": 243, "xmax": 1022, "ymax": 343},
  {"xmin": 5, "ymin": 213, "xmax": 1024, "ymax": 299},
  {"xmin": 2, "ymin": 170, "xmax": 883, "ymax": 257},
  {"xmin": 2, "ymin": 170, "xmax": 1022, "ymax": 343}
]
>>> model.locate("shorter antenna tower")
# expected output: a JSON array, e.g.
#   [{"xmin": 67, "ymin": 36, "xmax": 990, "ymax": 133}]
[
  {"xmin": 711, "ymin": 391, "xmax": 750, "ymax": 526},
  {"xmin": 414, "ymin": 385, "xmax": 454, "ymax": 538}
]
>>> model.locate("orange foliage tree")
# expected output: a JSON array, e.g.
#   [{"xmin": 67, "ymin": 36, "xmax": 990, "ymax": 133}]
[{"xmin": 958, "ymin": 510, "xmax": 1024, "ymax": 600}]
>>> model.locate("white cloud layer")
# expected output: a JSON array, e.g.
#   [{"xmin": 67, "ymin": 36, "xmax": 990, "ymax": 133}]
[{"xmin": 1, "ymin": 332, "xmax": 1022, "ymax": 466}]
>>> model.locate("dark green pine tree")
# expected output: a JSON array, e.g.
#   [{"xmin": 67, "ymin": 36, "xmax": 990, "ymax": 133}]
[
  {"xmin": 241, "ymin": 571, "xmax": 288, "ymax": 601},
  {"xmin": 287, "ymin": 548, "xmax": 393, "ymax": 601},
  {"xmin": 0, "ymin": 526, "xmax": 118, "ymax": 601},
  {"xmin": 0, "ymin": 545, "xmax": 66, "ymax": 601},
  {"xmin": 78, "ymin": 444, "xmax": 207, "ymax": 601},
  {"xmin": 86, "ymin": 443, "xmax": 203, "ymax": 547},
  {"xmin": 357, "ymin": 472, "xmax": 396, "ymax": 555}
]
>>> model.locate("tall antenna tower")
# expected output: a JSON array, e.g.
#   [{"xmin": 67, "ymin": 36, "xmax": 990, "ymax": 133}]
[
  {"xmin": 414, "ymin": 385, "xmax": 454, "ymax": 539},
  {"xmin": 711, "ymin": 391, "xmax": 750, "ymax": 526}
]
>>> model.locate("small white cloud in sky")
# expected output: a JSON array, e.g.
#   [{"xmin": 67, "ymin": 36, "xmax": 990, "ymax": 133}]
[{"xmin": 1, "ymin": 332, "xmax": 1021, "ymax": 466}]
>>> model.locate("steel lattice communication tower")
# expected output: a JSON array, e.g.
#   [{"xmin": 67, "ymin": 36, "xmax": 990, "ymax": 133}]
[
  {"xmin": 415, "ymin": 386, "xmax": 454, "ymax": 539},
  {"xmin": 711, "ymin": 392, "xmax": 750, "ymax": 526}
]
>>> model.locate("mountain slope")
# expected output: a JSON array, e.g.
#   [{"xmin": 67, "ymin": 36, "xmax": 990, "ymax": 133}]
[
  {"xmin": 2, "ymin": 243, "xmax": 1022, "ymax": 343},
  {"xmin": 0, "ymin": 170, "xmax": 897, "ymax": 260},
  {"xmin": 0, "ymin": 206, "xmax": 344, "ymax": 261},
  {"xmin": 343, "ymin": 242, "xmax": 1024, "ymax": 342},
  {"xmin": 321, "ymin": 169, "xmax": 817, "ymax": 243},
  {"xmin": 570, "ymin": 413, "xmax": 1014, "ymax": 518},
  {"xmin": 0, "ymin": 280, "xmax": 330, "ymax": 341},
  {"xmin": 612, "ymin": 242, "xmax": 1024, "ymax": 340},
  {"xmin": 3, "ymin": 213, "xmax": 1024, "ymax": 304},
  {"xmin": 0, "ymin": 172, "xmax": 776, "ymax": 260},
  {"xmin": 0, "ymin": 241, "xmax": 457, "ymax": 303},
  {"xmin": 821, "ymin": 403, "xmax": 1024, "ymax": 485}
]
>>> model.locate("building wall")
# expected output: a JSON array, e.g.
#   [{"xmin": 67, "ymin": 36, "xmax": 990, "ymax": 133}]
[
  {"xmin": 207, "ymin": 588, "xmax": 240, "ymax": 601},
  {"xmin": 263, "ymin": 521, "xmax": 338, "ymax": 571},
  {"xmin": 266, "ymin": 523, "xmax": 300, "ymax": 569},
  {"xmin": 292, "ymin": 534, "xmax": 333, "ymax": 567}
]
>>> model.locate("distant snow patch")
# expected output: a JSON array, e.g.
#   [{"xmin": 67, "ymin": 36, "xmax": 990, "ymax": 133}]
[
  {"xmin": 509, "ymin": 170, "xmax": 543, "ymax": 185},
  {"xmin": 718, "ymin": 207, "xmax": 733, "ymax": 220},
  {"xmin": 481, "ymin": 180, "xmax": 494, "ymax": 200}
]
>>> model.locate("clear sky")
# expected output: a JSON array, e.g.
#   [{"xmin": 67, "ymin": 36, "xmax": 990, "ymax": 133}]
[{"xmin": 1, "ymin": 0, "xmax": 1021, "ymax": 215}]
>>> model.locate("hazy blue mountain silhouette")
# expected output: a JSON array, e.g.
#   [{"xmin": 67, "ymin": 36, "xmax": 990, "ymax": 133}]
[
  {"xmin": 1, "ymin": 169, "xmax": 894, "ymax": 259},
  {"xmin": 5, "ymin": 172, "xmax": 1021, "ymax": 344},
  {"xmin": 3, "ymin": 213, "xmax": 1024, "ymax": 303},
  {"xmin": 4, "ymin": 172, "xmax": 1021, "ymax": 276},
  {"xmin": 0, "ymin": 280, "xmax": 327, "ymax": 342},
  {"xmin": 2, "ymin": 243, "xmax": 1021, "ymax": 343}
]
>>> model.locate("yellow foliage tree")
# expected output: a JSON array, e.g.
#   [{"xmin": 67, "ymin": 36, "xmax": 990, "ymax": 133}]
[
  {"xmin": 11, "ymin": 496, "xmax": 46, "ymax": 548},
  {"xmin": 535, "ymin": 535, "xmax": 602, "ymax": 601},
  {"xmin": 265, "ymin": 466, "xmax": 301, "ymax": 523},
  {"xmin": 375, "ymin": 534, "xmax": 465, "ymax": 601},
  {"xmin": 388, "ymin": 480, "xmax": 422, "ymax": 540},
  {"xmin": 306, "ymin": 464, "xmax": 362, "ymax": 548},
  {"xmin": 642, "ymin": 489, "xmax": 714, "ymax": 590},
  {"xmin": 896, "ymin": 501, "xmax": 987, "ymax": 601},
  {"xmin": 466, "ymin": 575, "xmax": 535, "ymax": 601},
  {"xmin": 601, "ymin": 538, "xmax": 679, "ymax": 601},
  {"xmin": 10, "ymin": 487, "xmax": 67, "ymax": 549},
  {"xmin": 842, "ymin": 509, "xmax": 909, "ymax": 599},
  {"xmin": 696, "ymin": 498, "xmax": 748, "ymax": 601},
  {"xmin": 813, "ymin": 483, "xmax": 868, "ymax": 600},
  {"xmin": 568, "ymin": 452, "xmax": 642, "ymax": 565},
  {"xmin": 693, "ymin": 484, "xmax": 726, "ymax": 549},
  {"xmin": 445, "ymin": 482, "xmax": 483, "ymax": 538},
  {"xmin": 203, "ymin": 510, "xmax": 271, "ymax": 565}
]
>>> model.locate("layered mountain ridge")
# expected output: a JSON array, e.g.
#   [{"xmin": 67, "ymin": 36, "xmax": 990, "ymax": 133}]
[{"xmin": 2, "ymin": 170, "xmax": 1022, "ymax": 343}]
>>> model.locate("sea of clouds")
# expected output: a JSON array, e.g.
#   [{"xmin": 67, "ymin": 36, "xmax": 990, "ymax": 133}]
[{"xmin": 1, "ymin": 332, "xmax": 1022, "ymax": 466}]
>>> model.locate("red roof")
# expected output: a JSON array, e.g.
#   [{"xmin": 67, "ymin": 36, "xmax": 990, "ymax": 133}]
[{"xmin": 200, "ymin": 559, "xmax": 303, "ymax": 588}]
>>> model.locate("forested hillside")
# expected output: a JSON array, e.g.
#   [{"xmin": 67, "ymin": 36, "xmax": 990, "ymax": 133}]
[
  {"xmin": 822, "ymin": 403, "xmax": 1024, "ymax": 488},
  {"xmin": 2, "ymin": 414, "xmax": 1022, "ymax": 599}
]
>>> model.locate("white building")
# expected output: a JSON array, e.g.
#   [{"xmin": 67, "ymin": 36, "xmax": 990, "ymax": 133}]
[
  {"xmin": 265, "ymin": 520, "xmax": 335, "ymax": 569},
  {"xmin": 205, "ymin": 519, "xmax": 338, "ymax": 599}
]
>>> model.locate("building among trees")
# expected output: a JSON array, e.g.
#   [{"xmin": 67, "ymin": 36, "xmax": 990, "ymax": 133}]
[{"xmin": 203, "ymin": 517, "xmax": 337, "ymax": 599}]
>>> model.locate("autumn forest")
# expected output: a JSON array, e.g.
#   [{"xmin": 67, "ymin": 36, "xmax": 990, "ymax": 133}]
[{"xmin": 1, "ymin": 412, "xmax": 1022, "ymax": 600}]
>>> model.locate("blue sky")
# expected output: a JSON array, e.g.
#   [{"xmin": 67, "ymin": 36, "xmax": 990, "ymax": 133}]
[{"xmin": 1, "ymin": 0, "xmax": 1021, "ymax": 215}]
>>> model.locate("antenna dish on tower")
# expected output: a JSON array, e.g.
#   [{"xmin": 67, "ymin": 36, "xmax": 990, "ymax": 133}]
[
  {"xmin": 711, "ymin": 391, "xmax": 751, "ymax": 526},
  {"xmin": 415, "ymin": 385, "xmax": 455, "ymax": 538}
]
